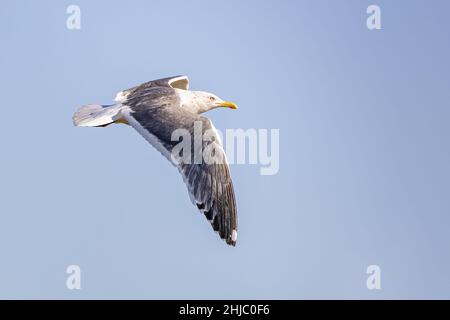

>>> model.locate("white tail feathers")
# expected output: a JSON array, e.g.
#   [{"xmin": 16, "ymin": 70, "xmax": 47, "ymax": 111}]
[{"xmin": 73, "ymin": 104, "xmax": 122, "ymax": 127}]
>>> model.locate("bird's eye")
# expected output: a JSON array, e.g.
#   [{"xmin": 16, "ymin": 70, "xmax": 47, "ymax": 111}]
[{"xmin": 209, "ymin": 96, "xmax": 215, "ymax": 101}]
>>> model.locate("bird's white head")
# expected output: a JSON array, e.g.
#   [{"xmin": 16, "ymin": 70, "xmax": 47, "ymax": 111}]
[{"xmin": 183, "ymin": 90, "xmax": 238, "ymax": 114}]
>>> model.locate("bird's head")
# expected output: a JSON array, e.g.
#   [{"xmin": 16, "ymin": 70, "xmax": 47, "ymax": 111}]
[{"xmin": 190, "ymin": 91, "xmax": 238, "ymax": 114}]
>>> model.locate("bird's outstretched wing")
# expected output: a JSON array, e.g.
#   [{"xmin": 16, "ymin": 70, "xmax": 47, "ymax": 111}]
[
  {"xmin": 115, "ymin": 75, "xmax": 189, "ymax": 103},
  {"xmin": 119, "ymin": 85, "xmax": 238, "ymax": 246}
]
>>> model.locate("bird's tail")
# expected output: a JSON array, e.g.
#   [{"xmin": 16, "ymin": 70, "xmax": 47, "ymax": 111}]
[{"xmin": 72, "ymin": 104, "xmax": 122, "ymax": 127}]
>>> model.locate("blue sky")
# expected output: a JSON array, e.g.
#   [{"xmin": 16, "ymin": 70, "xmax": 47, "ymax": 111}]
[{"xmin": 0, "ymin": 0, "xmax": 449, "ymax": 299}]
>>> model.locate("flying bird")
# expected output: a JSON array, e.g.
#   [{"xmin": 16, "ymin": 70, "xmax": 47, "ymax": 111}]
[{"xmin": 72, "ymin": 76, "xmax": 238, "ymax": 246}]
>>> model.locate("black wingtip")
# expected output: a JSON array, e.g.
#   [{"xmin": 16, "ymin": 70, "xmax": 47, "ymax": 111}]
[{"xmin": 227, "ymin": 240, "xmax": 237, "ymax": 247}]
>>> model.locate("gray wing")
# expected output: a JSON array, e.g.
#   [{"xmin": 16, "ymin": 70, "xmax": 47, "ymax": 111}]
[
  {"xmin": 115, "ymin": 75, "xmax": 189, "ymax": 103},
  {"xmin": 120, "ymin": 90, "xmax": 238, "ymax": 246}
]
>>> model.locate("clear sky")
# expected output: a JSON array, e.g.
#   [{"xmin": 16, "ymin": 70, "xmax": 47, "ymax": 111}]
[{"xmin": 0, "ymin": 0, "xmax": 449, "ymax": 299}]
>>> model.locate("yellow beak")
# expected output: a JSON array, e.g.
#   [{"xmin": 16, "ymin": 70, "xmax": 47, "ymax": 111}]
[{"xmin": 218, "ymin": 101, "xmax": 238, "ymax": 110}]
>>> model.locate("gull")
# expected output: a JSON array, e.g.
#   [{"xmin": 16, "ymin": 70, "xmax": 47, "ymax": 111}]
[{"xmin": 73, "ymin": 76, "xmax": 238, "ymax": 246}]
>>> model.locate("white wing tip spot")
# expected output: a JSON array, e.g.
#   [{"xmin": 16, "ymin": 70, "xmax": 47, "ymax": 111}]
[{"xmin": 231, "ymin": 230, "xmax": 237, "ymax": 242}]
